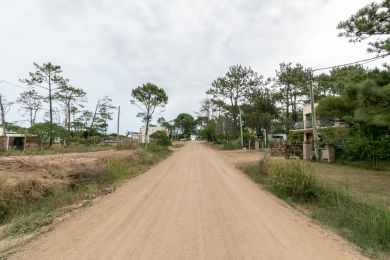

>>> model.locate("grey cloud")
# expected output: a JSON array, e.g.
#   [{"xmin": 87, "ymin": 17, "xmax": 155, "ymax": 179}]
[{"xmin": 0, "ymin": 0, "xmax": 374, "ymax": 133}]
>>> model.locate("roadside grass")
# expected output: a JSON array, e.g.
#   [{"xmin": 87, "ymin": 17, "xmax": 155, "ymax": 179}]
[
  {"xmin": 206, "ymin": 140, "xmax": 242, "ymax": 150},
  {"xmin": 171, "ymin": 143, "xmax": 184, "ymax": 149},
  {"xmin": 240, "ymin": 157, "xmax": 390, "ymax": 258},
  {"xmin": 0, "ymin": 143, "xmax": 171, "ymax": 238},
  {"xmin": 0, "ymin": 143, "xmax": 117, "ymax": 157},
  {"xmin": 308, "ymin": 161, "xmax": 390, "ymax": 211},
  {"xmin": 332, "ymin": 159, "xmax": 390, "ymax": 172}
]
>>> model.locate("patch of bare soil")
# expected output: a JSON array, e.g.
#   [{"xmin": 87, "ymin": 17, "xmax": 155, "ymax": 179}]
[
  {"xmin": 219, "ymin": 149, "xmax": 266, "ymax": 166},
  {"xmin": 0, "ymin": 150, "xmax": 138, "ymax": 184}
]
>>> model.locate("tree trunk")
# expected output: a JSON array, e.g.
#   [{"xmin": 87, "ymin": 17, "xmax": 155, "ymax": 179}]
[
  {"xmin": 0, "ymin": 95, "xmax": 7, "ymax": 150},
  {"xmin": 30, "ymin": 109, "xmax": 33, "ymax": 127},
  {"xmin": 285, "ymin": 86, "xmax": 290, "ymax": 134},
  {"xmin": 145, "ymin": 118, "xmax": 149, "ymax": 148},
  {"xmin": 48, "ymin": 73, "xmax": 53, "ymax": 148},
  {"xmin": 90, "ymin": 99, "xmax": 100, "ymax": 131},
  {"xmin": 67, "ymin": 102, "xmax": 71, "ymax": 131}
]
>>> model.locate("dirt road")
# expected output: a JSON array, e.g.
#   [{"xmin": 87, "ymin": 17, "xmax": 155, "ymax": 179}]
[{"xmin": 10, "ymin": 142, "xmax": 364, "ymax": 260}]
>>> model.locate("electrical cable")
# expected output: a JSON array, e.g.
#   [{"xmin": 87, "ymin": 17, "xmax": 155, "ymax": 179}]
[{"xmin": 313, "ymin": 53, "xmax": 389, "ymax": 72}]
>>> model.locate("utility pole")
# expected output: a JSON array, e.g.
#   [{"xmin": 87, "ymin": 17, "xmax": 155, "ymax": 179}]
[
  {"xmin": 309, "ymin": 70, "xmax": 320, "ymax": 160},
  {"xmin": 239, "ymin": 108, "xmax": 243, "ymax": 149},
  {"xmin": 116, "ymin": 106, "xmax": 120, "ymax": 144}
]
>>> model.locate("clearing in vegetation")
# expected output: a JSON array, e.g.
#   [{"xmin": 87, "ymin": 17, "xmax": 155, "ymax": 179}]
[{"xmin": 0, "ymin": 142, "xmax": 171, "ymax": 255}]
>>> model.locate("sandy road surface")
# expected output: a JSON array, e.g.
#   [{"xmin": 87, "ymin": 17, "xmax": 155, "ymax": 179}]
[{"xmin": 10, "ymin": 142, "xmax": 364, "ymax": 260}]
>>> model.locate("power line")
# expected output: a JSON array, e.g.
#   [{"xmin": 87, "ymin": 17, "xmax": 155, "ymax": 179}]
[
  {"xmin": 0, "ymin": 80, "xmax": 28, "ymax": 90},
  {"xmin": 313, "ymin": 53, "xmax": 389, "ymax": 72},
  {"xmin": 0, "ymin": 80, "xmax": 58, "ymax": 91},
  {"xmin": 308, "ymin": 53, "xmax": 389, "ymax": 161}
]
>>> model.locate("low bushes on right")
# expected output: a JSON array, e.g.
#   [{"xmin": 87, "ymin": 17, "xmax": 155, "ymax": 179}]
[{"xmin": 241, "ymin": 156, "xmax": 390, "ymax": 257}]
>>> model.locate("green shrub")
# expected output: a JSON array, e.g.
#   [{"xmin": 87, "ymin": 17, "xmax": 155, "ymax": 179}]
[
  {"xmin": 220, "ymin": 139, "xmax": 241, "ymax": 150},
  {"xmin": 150, "ymin": 131, "xmax": 172, "ymax": 146},
  {"xmin": 344, "ymin": 134, "xmax": 390, "ymax": 167},
  {"xmin": 28, "ymin": 122, "xmax": 68, "ymax": 147},
  {"xmin": 288, "ymin": 131, "xmax": 304, "ymax": 145}
]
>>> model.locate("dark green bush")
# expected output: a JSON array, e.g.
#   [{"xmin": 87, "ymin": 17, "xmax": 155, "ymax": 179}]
[{"xmin": 150, "ymin": 130, "xmax": 172, "ymax": 146}]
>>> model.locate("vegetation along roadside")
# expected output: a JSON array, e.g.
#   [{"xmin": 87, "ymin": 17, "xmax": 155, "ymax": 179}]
[{"xmin": 240, "ymin": 156, "xmax": 390, "ymax": 259}]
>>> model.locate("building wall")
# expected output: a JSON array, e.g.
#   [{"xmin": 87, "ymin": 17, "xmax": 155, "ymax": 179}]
[
  {"xmin": 0, "ymin": 135, "xmax": 39, "ymax": 150},
  {"xmin": 139, "ymin": 126, "xmax": 167, "ymax": 143}
]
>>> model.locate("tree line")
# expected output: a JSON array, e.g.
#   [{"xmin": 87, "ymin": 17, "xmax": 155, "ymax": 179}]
[
  {"xmin": 0, "ymin": 63, "xmax": 171, "ymax": 149},
  {"xmin": 193, "ymin": 0, "xmax": 390, "ymax": 165},
  {"xmin": 0, "ymin": 63, "xmax": 125, "ymax": 148}
]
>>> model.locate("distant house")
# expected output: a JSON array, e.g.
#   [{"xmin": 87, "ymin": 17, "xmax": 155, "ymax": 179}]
[
  {"xmin": 126, "ymin": 131, "xmax": 141, "ymax": 142},
  {"xmin": 137, "ymin": 126, "xmax": 167, "ymax": 143},
  {"xmin": 290, "ymin": 104, "xmax": 347, "ymax": 161},
  {"xmin": 0, "ymin": 129, "xmax": 38, "ymax": 150}
]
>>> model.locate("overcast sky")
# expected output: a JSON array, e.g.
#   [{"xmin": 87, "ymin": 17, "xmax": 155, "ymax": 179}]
[{"xmin": 0, "ymin": 0, "xmax": 384, "ymax": 134}]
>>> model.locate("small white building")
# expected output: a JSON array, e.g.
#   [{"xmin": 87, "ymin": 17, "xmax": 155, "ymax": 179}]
[
  {"xmin": 126, "ymin": 132, "xmax": 141, "ymax": 142},
  {"xmin": 138, "ymin": 126, "xmax": 167, "ymax": 143},
  {"xmin": 0, "ymin": 129, "xmax": 38, "ymax": 150}
]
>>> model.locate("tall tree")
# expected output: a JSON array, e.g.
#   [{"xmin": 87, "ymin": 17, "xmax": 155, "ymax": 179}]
[
  {"xmin": 316, "ymin": 67, "xmax": 390, "ymax": 165},
  {"xmin": 20, "ymin": 62, "xmax": 66, "ymax": 147},
  {"xmin": 157, "ymin": 117, "xmax": 174, "ymax": 138},
  {"xmin": 73, "ymin": 110, "xmax": 93, "ymax": 131},
  {"xmin": 317, "ymin": 67, "xmax": 390, "ymax": 128},
  {"xmin": 174, "ymin": 113, "xmax": 196, "ymax": 136},
  {"xmin": 198, "ymin": 98, "xmax": 216, "ymax": 120},
  {"xmin": 207, "ymin": 65, "xmax": 264, "ymax": 132},
  {"xmin": 314, "ymin": 65, "xmax": 367, "ymax": 99},
  {"xmin": 16, "ymin": 87, "xmax": 43, "ymax": 127},
  {"xmin": 338, "ymin": 0, "xmax": 390, "ymax": 53},
  {"xmin": 195, "ymin": 115, "xmax": 208, "ymax": 131},
  {"xmin": 0, "ymin": 94, "xmax": 13, "ymax": 150},
  {"xmin": 89, "ymin": 96, "xmax": 115, "ymax": 134},
  {"xmin": 274, "ymin": 63, "xmax": 309, "ymax": 133},
  {"xmin": 242, "ymin": 88, "xmax": 278, "ymax": 135},
  {"xmin": 131, "ymin": 83, "xmax": 168, "ymax": 145},
  {"xmin": 54, "ymin": 81, "xmax": 86, "ymax": 131}
]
